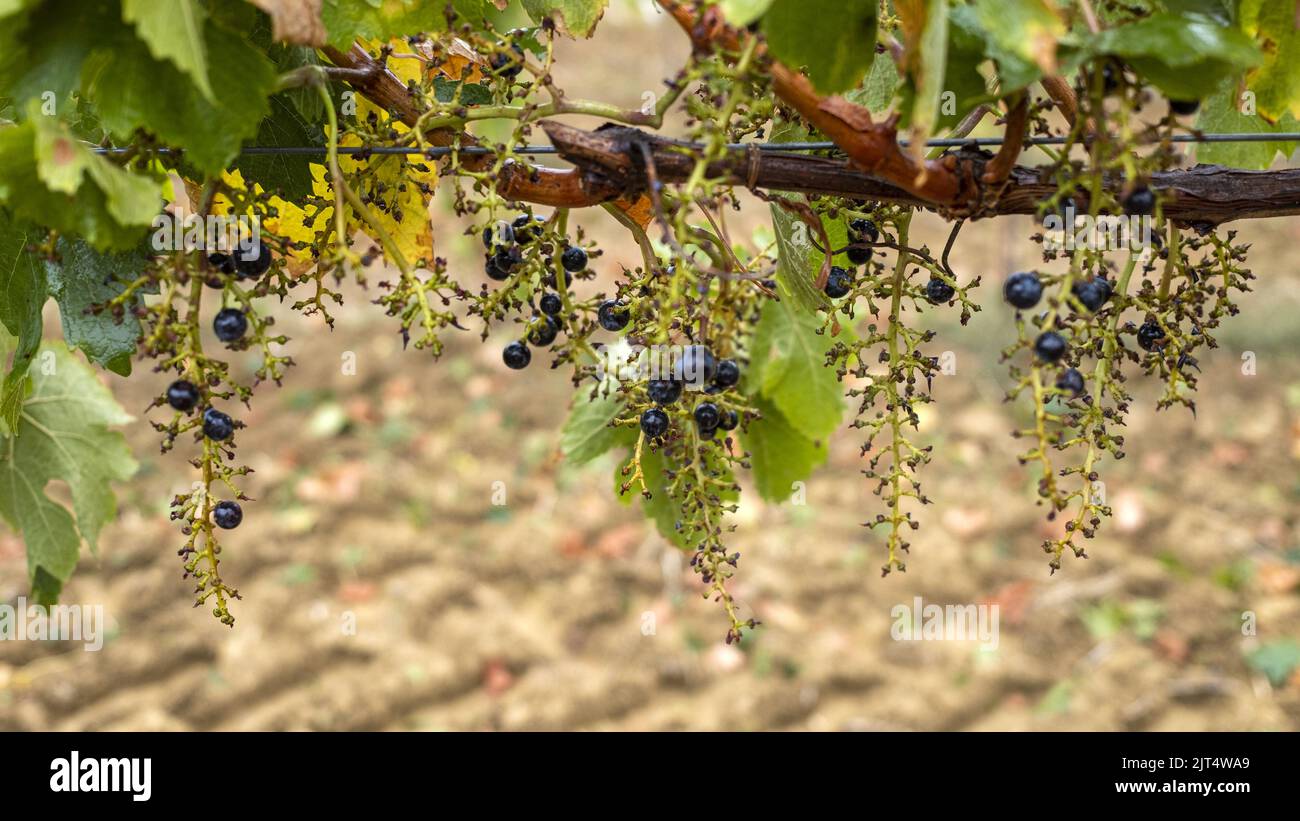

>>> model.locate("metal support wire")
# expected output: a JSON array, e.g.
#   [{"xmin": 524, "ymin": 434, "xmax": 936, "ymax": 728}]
[{"xmin": 91, "ymin": 132, "xmax": 1300, "ymax": 159}]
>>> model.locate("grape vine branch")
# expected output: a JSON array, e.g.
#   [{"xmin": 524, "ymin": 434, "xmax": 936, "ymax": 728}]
[{"xmin": 319, "ymin": 11, "xmax": 1300, "ymax": 226}]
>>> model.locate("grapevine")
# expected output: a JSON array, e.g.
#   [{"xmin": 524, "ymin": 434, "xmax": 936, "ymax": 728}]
[{"xmin": 0, "ymin": 0, "xmax": 1295, "ymax": 646}]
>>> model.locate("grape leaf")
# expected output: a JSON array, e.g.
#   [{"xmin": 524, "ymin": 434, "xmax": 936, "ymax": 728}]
[
  {"xmin": 895, "ymin": 5, "xmax": 992, "ymax": 133},
  {"xmin": 521, "ymin": 0, "xmax": 609, "ymax": 38},
  {"xmin": 84, "ymin": 21, "xmax": 278, "ymax": 176},
  {"xmin": 762, "ymin": 0, "xmax": 877, "ymax": 95},
  {"xmin": 748, "ymin": 296, "xmax": 844, "ymax": 442},
  {"xmin": 0, "ymin": 0, "xmax": 37, "ymax": 18},
  {"xmin": 1238, "ymin": 0, "xmax": 1300, "ymax": 122},
  {"xmin": 895, "ymin": 0, "xmax": 948, "ymax": 147},
  {"xmin": 846, "ymin": 51, "xmax": 901, "ymax": 115},
  {"xmin": 718, "ymin": 0, "xmax": 773, "ymax": 27},
  {"xmin": 336, "ymin": 136, "xmax": 437, "ymax": 265},
  {"xmin": 1195, "ymin": 76, "xmax": 1298, "ymax": 169},
  {"xmin": 769, "ymin": 199, "xmax": 830, "ymax": 316},
  {"xmin": 1089, "ymin": 11, "xmax": 1261, "ymax": 101},
  {"xmin": 743, "ymin": 397, "xmax": 828, "ymax": 503},
  {"xmin": 0, "ymin": 0, "xmax": 119, "ymax": 108},
  {"xmin": 969, "ymin": 0, "xmax": 1063, "ymax": 80},
  {"xmin": 121, "ymin": 0, "xmax": 215, "ymax": 101},
  {"xmin": 0, "ymin": 344, "xmax": 137, "ymax": 604},
  {"xmin": 433, "ymin": 76, "xmax": 494, "ymax": 105},
  {"xmin": 45, "ymin": 238, "xmax": 150, "ymax": 376},
  {"xmin": 232, "ymin": 96, "xmax": 323, "ymax": 199},
  {"xmin": 766, "ymin": 119, "xmax": 845, "ymax": 315},
  {"xmin": 320, "ymin": 0, "xmax": 491, "ymax": 46},
  {"xmin": 253, "ymin": 21, "xmax": 332, "ymax": 125},
  {"xmin": 1160, "ymin": 0, "xmax": 1232, "ymax": 23},
  {"xmin": 0, "ymin": 211, "xmax": 45, "ymax": 433},
  {"xmin": 0, "ymin": 112, "xmax": 162, "ymax": 251},
  {"xmin": 950, "ymin": 4, "xmax": 1043, "ymax": 93},
  {"xmin": 939, "ymin": 7, "xmax": 994, "ymax": 129},
  {"xmin": 560, "ymin": 383, "xmax": 632, "ymax": 465},
  {"xmin": 247, "ymin": 0, "xmax": 328, "ymax": 46}
]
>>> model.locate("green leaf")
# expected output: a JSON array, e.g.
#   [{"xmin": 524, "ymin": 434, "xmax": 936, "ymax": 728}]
[
  {"xmin": 748, "ymin": 297, "xmax": 844, "ymax": 442},
  {"xmin": 900, "ymin": 0, "xmax": 948, "ymax": 145},
  {"xmin": 743, "ymin": 397, "xmax": 828, "ymax": 503},
  {"xmin": 0, "ymin": 0, "xmax": 120, "ymax": 109},
  {"xmin": 433, "ymin": 76, "xmax": 494, "ymax": 106},
  {"xmin": 0, "ymin": 113, "xmax": 162, "ymax": 251},
  {"xmin": 845, "ymin": 51, "xmax": 901, "ymax": 115},
  {"xmin": 84, "ymin": 21, "xmax": 278, "ymax": 175},
  {"xmin": 1238, "ymin": 0, "xmax": 1300, "ymax": 122},
  {"xmin": 45, "ymin": 238, "xmax": 149, "ymax": 376},
  {"xmin": 1090, "ymin": 11, "xmax": 1261, "ymax": 101},
  {"xmin": 950, "ymin": 4, "xmax": 1042, "ymax": 93},
  {"xmin": 719, "ymin": 0, "xmax": 774, "ymax": 27},
  {"xmin": 1245, "ymin": 639, "xmax": 1300, "ymax": 687},
  {"xmin": 560, "ymin": 383, "xmax": 630, "ymax": 465},
  {"xmin": 521, "ymin": 0, "xmax": 609, "ymax": 38},
  {"xmin": 121, "ymin": 0, "xmax": 214, "ymax": 101},
  {"xmin": 254, "ymin": 25, "xmax": 331, "ymax": 122},
  {"xmin": 969, "ymin": 0, "xmax": 1064, "ymax": 84},
  {"xmin": 769, "ymin": 198, "xmax": 829, "ymax": 316},
  {"xmin": 762, "ymin": 0, "xmax": 877, "ymax": 95},
  {"xmin": 0, "ymin": 0, "xmax": 37, "ymax": 19},
  {"xmin": 0, "ymin": 343, "xmax": 137, "ymax": 604},
  {"xmin": 1195, "ymin": 76, "xmax": 1298, "ymax": 169},
  {"xmin": 766, "ymin": 119, "xmax": 847, "ymax": 315},
  {"xmin": 1161, "ymin": 0, "xmax": 1233, "ymax": 24},
  {"xmin": 31, "ymin": 113, "xmax": 160, "ymax": 232},
  {"xmin": 232, "ymin": 96, "xmax": 322, "ymax": 199},
  {"xmin": 938, "ymin": 8, "xmax": 995, "ymax": 129},
  {"xmin": 895, "ymin": 3, "xmax": 993, "ymax": 134},
  {"xmin": 0, "ymin": 211, "xmax": 45, "ymax": 433},
  {"xmin": 321, "ymin": 0, "xmax": 492, "ymax": 46}
]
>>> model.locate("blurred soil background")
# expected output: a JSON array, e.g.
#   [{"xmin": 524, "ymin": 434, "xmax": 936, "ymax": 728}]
[{"xmin": 2, "ymin": 2, "xmax": 1299, "ymax": 731}]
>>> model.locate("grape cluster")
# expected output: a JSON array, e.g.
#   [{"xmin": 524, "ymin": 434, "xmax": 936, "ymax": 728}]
[{"xmin": 1002, "ymin": 55, "xmax": 1251, "ymax": 570}]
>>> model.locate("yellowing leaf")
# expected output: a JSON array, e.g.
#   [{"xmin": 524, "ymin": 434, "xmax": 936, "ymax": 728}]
[
  {"xmin": 210, "ymin": 168, "xmax": 261, "ymax": 216},
  {"xmin": 337, "ymin": 134, "xmax": 437, "ymax": 266},
  {"xmin": 1240, "ymin": 0, "xmax": 1300, "ymax": 121},
  {"xmin": 612, "ymin": 194, "xmax": 653, "ymax": 229},
  {"xmin": 266, "ymin": 191, "xmax": 325, "ymax": 261},
  {"xmin": 438, "ymin": 37, "xmax": 486, "ymax": 80}
]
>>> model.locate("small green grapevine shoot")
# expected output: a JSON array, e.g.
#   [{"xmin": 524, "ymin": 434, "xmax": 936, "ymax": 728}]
[{"xmin": 0, "ymin": 0, "xmax": 1295, "ymax": 641}]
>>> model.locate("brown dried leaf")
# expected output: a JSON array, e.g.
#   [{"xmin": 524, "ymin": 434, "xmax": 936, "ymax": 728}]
[{"xmin": 248, "ymin": 0, "xmax": 326, "ymax": 47}]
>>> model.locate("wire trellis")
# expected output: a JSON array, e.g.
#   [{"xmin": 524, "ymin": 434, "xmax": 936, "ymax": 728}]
[{"xmin": 91, "ymin": 131, "xmax": 1300, "ymax": 159}]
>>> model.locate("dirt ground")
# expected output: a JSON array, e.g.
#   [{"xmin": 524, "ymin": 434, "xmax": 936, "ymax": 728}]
[{"xmin": 2, "ymin": 6, "xmax": 1300, "ymax": 731}]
